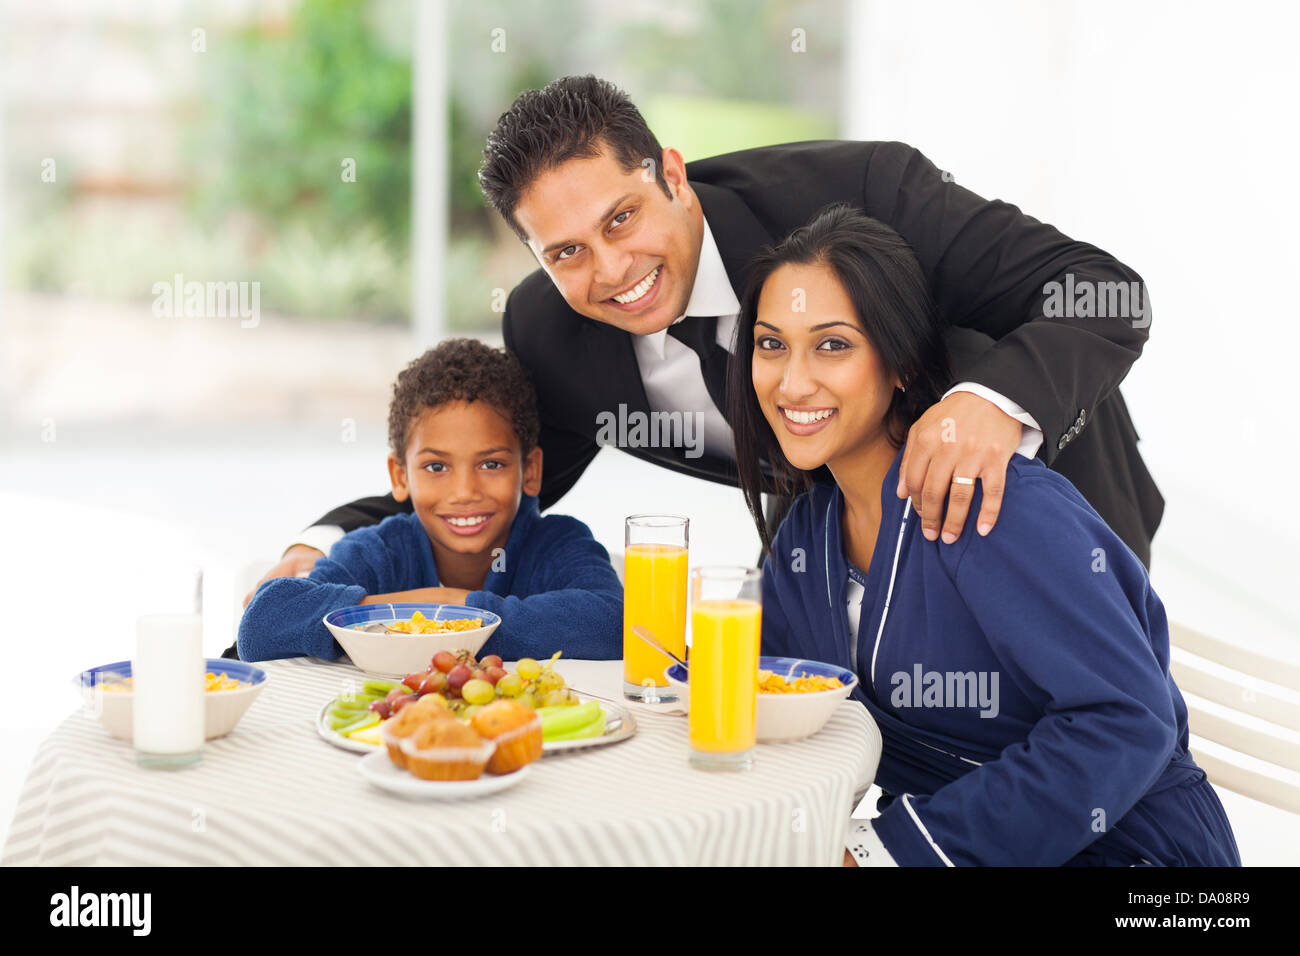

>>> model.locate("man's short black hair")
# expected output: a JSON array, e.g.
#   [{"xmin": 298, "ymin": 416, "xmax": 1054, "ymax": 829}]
[
  {"xmin": 478, "ymin": 75, "xmax": 672, "ymax": 241},
  {"xmin": 388, "ymin": 338, "xmax": 541, "ymax": 461}
]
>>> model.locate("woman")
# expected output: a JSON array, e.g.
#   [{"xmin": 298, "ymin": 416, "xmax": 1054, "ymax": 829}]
[{"xmin": 728, "ymin": 203, "xmax": 1239, "ymax": 866}]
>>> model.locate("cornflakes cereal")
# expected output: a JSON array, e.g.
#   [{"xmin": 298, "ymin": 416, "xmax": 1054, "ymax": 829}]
[{"xmin": 758, "ymin": 669, "xmax": 843, "ymax": 694}]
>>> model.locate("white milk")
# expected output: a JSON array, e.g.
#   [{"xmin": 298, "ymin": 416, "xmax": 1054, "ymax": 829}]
[{"xmin": 133, "ymin": 613, "xmax": 204, "ymax": 767}]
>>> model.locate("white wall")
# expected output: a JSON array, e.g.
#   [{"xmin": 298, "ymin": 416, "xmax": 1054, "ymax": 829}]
[{"xmin": 841, "ymin": 0, "xmax": 1300, "ymax": 656}]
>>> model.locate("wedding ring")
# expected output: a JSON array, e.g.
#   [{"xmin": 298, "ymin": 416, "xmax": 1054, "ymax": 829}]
[{"xmin": 951, "ymin": 476, "xmax": 975, "ymax": 486}]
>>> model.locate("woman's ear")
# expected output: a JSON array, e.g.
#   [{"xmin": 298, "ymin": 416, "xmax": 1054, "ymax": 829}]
[
  {"xmin": 387, "ymin": 453, "xmax": 411, "ymax": 502},
  {"xmin": 521, "ymin": 446, "xmax": 543, "ymax": 498}
]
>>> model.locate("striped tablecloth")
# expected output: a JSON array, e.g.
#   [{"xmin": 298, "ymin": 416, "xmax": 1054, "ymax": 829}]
[{"xmin": 3, "ymin": 657, "xmax": 881, "ymax": 866}]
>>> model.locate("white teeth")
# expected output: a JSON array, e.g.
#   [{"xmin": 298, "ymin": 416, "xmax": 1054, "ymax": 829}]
[
  {"xmin": 782, "ymin": 408, "xmax": 835, "ymax": 425},
  {"xmin": 612, "ymin": 266, "xmax": 660, "ymax": 304},
  {"xmin": 447, "ymin": 515, "xmax": 488, "ymax": 527}
]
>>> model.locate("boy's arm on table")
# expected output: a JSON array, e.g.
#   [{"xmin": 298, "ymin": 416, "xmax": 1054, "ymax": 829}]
[
  {"xmin": 463, "ymin": 518, "xmax": 623, "ymax": 661},
  {"xmin": 237, "ymin": 526, "xmax": 410, "ymax": 662},
  {"xmin": 868, "ymin": 478, "xmax": 1177, "ymax": 866}
]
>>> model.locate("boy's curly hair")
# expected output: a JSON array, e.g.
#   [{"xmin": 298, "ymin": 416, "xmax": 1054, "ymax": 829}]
[{"xmin": 388, "ymin": 338, "xmax": 541, "ymax": 461}]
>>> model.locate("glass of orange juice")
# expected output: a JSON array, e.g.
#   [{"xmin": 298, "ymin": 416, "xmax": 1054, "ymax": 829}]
[
  {"xmin": 623, "ymin": 515, "xmax": 689, "ymax": 702},
  {"xmin": 688, "ymin": 566, "xmax": 761, "ymax": 771}
]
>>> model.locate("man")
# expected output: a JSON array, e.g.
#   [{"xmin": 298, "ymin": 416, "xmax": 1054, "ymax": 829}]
[{"xmin": 251, "ymin": 74, "xmax": 1161, "ymax": 598}]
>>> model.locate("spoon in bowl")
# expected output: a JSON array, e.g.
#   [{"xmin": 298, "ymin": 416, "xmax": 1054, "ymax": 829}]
[{"xmin": 631, "ymin": 625, "xmax": 688, "ymax": 673}]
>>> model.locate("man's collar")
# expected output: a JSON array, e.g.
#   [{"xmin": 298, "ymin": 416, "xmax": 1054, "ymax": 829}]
[{"xmin": 642, "ymin": 215, "xmax": 742, "ymax": 360}]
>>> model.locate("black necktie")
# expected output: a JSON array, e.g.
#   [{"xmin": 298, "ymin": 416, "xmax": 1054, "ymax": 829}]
[{"xmin": 667, "ymin": 316, "xmax": 730, "ymax": 417}]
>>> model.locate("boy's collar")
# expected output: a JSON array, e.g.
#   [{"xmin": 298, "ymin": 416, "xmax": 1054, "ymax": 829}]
[{"xmin": 479, "ymin": 493, "xmax": 540, "ymax": 594}]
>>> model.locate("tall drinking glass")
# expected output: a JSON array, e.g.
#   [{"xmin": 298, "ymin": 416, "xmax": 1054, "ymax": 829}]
[
  {"xmin": 133, "ymin": 565, "xmax": 205, "ymax": 769},
  {"xmin": 688, "ymin": 566, "xmax": 761, "ymax": 771},
  {"xmin": 623, "ymin": 514, "xmax": 689, "ymax": 702}
]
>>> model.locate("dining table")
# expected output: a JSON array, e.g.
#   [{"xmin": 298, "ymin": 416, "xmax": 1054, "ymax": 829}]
[{"xmin": 2, "ymin": 656, "xmax": 882, "ymax": 866}]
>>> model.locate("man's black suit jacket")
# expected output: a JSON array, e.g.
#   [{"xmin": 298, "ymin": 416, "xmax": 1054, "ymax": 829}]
[{"xmin": 318, "ymin": 141, "xmax": 1164, "ymax": 565}]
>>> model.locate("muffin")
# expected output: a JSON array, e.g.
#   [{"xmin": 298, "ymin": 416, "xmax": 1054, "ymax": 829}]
[
  {"xmin": 471, "ymin": 700, "xmax": 544, "ymax": 774},
  {"xmin": 400, "ymin": 720, "xmax": 495, "ymax": 781},
  {"xmin": 380, "ymin": 704, "xmax": 438, "ymax": 768},
  {"xmin": 411, "ymin": 694, "xmax": 455, "ymax": 719}
]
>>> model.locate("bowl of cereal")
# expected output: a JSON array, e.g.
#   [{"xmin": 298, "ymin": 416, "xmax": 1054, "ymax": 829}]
[
  {"xmin": 323, "ymin": 603, "xmax": 500, "ymax": 677},
  {"xmin": 664, "ymin": 656, "xmax": 857, "ymax": 743},
  {"xmin": 77, "ymin": 658, "xmax": 267, "ymax": 743}
]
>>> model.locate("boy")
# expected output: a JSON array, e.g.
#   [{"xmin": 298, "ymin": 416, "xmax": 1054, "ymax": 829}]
[{"xmin": 237, "ymin": 338, "xmax": 623, "ymax": 662}]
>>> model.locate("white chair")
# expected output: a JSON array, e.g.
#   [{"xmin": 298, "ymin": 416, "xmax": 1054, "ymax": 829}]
[{"xmin": 1169, "ymin": 622, "xmax": 1300, "ymax": 816}]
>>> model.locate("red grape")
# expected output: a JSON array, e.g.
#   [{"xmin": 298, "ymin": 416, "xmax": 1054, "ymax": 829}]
[
  {"xmin": 446, "ymin": 664, "xmax": 472, "ymax": 692},
  {"xmin": 385, "ymin": 687, "xmax": 410, "ymax": 706},
  {"xmin": 369, "ymin": 699, "xmax": 391, "ymax": 719},
  {"xmin": 419, "ymin": 671, "xmax": 448, "ymax": 696},
  {"xmin": 484, "ymin": 666, "xmax": 507, "ymax": 686},
  {"xmin": 391, "ymin": 695, "xmax": 414, "ymax": 714},
  {"xmin": 480, "ymin": 654, "xmax": 503, "ymax": 670},
  {"xmin": 402, "ymin": 672, "xmax": 424, "ymax": 692},
  {"xmin": 432, "ymin": 651, "xmax": 456, "ymax": 674}
]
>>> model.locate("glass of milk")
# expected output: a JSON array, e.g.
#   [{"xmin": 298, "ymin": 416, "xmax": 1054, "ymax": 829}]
[{"xmin": 133, "ymin": 566, "xmax": 205, "ymax": 769}]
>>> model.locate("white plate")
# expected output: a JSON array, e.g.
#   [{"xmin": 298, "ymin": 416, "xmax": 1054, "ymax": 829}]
[
  {"xmin": 357, "ymin": 749, "xmax": 530, "ymax": 799},
  {"xmin": 542, "ymin": 695, "xmax": 637, "ymax": 754},
  {"xmin": 317, "ymin": 700, "xmax": 383, "ymax": 754}
]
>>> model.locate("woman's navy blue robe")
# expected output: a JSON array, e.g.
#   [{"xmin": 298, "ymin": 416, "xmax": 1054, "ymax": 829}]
[{"xmin": 761, "ymin": 450, "xmax": 1240, "ymax": 866}]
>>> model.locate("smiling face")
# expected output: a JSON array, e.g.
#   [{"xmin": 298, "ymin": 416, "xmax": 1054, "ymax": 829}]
[
  {"xmin": 752, "ymin": 261, "xmax": 902, "ymax": 474},
  {"xmin": 514, "ymin": 144, "xmax": 704, "ymax": 336},
  {"xmin": 387, "ymin": 401, "xmax": 542, "ymax": 570}
]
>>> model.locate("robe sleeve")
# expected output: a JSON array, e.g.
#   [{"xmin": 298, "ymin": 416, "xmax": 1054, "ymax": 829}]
[{"xmin": 237, "ymin": 519, "xmax": 419, "ymax": 662}]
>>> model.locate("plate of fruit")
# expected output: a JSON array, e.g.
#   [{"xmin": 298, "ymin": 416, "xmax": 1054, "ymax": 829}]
[{"xmin": 317, "ymin": 649, "xmax": 635, "ymax": 754}]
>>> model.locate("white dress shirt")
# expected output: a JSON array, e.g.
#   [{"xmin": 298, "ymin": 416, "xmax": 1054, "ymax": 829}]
[{"xmin": 632, "ymin": 215, "xmax": 740, "ymax": 460}]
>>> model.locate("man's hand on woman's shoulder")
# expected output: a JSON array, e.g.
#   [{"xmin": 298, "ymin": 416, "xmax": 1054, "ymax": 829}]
[{"xmin": 897, "ymin": 391, "xmax": 1023, "ymax": 545}]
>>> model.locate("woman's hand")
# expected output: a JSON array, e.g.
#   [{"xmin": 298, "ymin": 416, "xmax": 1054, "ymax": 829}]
[
  {"xmin": 843, "ymin": 849, "xmax": 859, "ymax": 867},
  {"xmin": 360, "ymin": 587, "xmax": 473, "ymax": 606}
]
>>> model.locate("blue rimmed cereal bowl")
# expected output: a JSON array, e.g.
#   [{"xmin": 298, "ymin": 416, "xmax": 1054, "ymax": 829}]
[
  {"xmin": 77, "ymin": 658, "xmax": 267, "ymax": 743},
  {"xmin": 323, "ymin": 603, "xmax": 500, "ymax": 677}
]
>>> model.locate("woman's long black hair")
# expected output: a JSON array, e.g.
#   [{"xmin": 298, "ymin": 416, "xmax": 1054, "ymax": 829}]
[{"xmin": 727, "ymin": 203, "xmax": 952, "ymax": 554}]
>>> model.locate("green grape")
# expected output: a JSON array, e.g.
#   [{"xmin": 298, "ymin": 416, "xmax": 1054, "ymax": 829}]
[
  {"xmin": 516, "ymin": 658, "xmax": 542, "ymax": 681},
  {"xmin": 541, "ymin": 689, "xmax": 575, "ymax": 708},
  {"xmin": 517, "ymin": 690, "xmax": 539, "ymax": 710},
  {"xmin": 536, "ymin": 670, "xmax": 565, "ymax": 694},
  {"xmin": 496, "ymin": 673, "xmax": 524, "ymax": 697},
  {"xmin": 461, "ymin": 704, "xmax": 484, "ymax": 721},
  {"xmin": 462, "ymin": 679, "xmax": 495, "ymax": 706}
]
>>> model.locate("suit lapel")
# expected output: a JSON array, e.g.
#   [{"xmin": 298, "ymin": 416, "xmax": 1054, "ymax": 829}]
[
  {"xmin": 692, "ymin": 180, "xmax": 776, "ymax": 303},
  {"xmin": 580, "ymin": 317, "xmax": 651, "ymax": 418}
]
